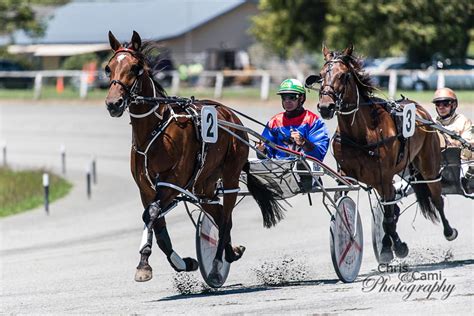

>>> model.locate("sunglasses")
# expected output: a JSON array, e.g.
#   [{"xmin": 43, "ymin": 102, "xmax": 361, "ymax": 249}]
[
  {"xmin": 435, "ymin": 101, "xmax": 452, "ymax": 108},
  {"xmin": 281, "ymin": 94, "xmax": 299, "ymax": 101}
]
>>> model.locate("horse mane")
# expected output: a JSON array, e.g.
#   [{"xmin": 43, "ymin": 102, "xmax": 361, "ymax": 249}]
[
  {"xmin": 124, "ymin": 40, "xmax": 169, "ymax": 97},
  {"xmin": 332, "ymin": 51, "xmax": 375, "ymax": 99}
]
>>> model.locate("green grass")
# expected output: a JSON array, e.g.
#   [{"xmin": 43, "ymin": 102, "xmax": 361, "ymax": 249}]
[
  {"xmin": 0, "ymin": 85, "xmax": 472, "ymax": 105},
  {"xmin": 0, "ymin": 167, "xmax": 72, "ymax": 217},
  {"xmin": 0, "ymin": 85, "xmax": 107, "ymax": 100},
  {"xmin": 171, "ymin": 87, "xmax": 474, "ymax": 104},
  {"xmin": 373, "ymin": 89, "xmax": 474, "ymax": 104}
]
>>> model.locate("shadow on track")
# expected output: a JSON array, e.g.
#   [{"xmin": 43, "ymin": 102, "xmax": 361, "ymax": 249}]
[{"xmin": 153, "ymin": 278, "xmax": 341, "ymax": 302}]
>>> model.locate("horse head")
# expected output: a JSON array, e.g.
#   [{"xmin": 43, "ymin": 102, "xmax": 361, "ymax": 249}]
[
  {"xmin": 105, "ymin": 30, "xmax": 145, "ymax": 117},
  {"xmin": 317, "ymin": 44, "xmax": 359, "ymax": 119}
]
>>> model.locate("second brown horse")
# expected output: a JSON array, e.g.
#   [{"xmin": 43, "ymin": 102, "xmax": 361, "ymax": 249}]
[{"xmin": 314, "ymin": 45, "xmax": 457, "ymax": 263}]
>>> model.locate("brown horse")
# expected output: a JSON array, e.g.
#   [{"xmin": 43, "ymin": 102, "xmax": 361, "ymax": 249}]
[
  {"xmin": 314, "ymin": 45, "xmax": 457, "ymax": 263},
  {"xmin": 105, "ymin": 31, "xmax": 284, "ymax": 286}
]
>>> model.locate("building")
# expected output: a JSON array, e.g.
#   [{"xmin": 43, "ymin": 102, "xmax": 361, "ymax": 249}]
[{"xmin": 8, "ymin": 0, "xmax": 258, "ymax": 70}]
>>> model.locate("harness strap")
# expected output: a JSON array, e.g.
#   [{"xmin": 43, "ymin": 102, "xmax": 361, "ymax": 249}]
[
  {"xmin": 333, "ymin": 132, "xmax": 399, "ymax": 157},
  {"xmin": 409, "ymin": 176, "xmax": 442, "ymax": 184},
  {"xmin": 134, "ymin": 102, "xmax": 210, "ymax": 193},
  {"xmin": 128, "ymin": 77, "xmax": 163, "ymax": 119},
  {"xmin": 134, "ymin": 115, "xmax": 174, "ymax": 189}
]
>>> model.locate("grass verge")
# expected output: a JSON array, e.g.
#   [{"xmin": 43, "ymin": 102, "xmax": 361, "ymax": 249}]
[
  {"xmin": 0, "ymin": 167, "xmax": 72, "ymax": 217},
  {"xmin": 0, "ymin": 85, "xmax": 472, "ymax": 105}
]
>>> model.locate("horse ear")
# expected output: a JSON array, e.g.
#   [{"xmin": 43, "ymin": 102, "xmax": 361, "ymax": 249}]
[
  {"xmin": 108, "ymin": 31, "xmax": 121, "ymax": 51},
  {"xmin": 322, "ymin": 43, "xmax": 331, "ymax": 61},
  {"xmin": 131, "ymin": 30, "xmax": 142, "ymax": 51},
  {"xmin": 343, "ymin": 44, "xmax": 354, "ymax": 56}
]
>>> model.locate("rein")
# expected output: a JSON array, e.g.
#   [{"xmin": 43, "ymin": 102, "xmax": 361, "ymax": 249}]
[{"xmin": 320, "ymin": 59, "xmax": 361, "ymax": 125}]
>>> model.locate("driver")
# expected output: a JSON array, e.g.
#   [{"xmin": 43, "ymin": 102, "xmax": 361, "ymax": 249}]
[
  {"xmin": 256, "ymin": 78, "xmax": 330, "ymax": 160},
  {"xmin": 433, "ymin": 87, "xmax": 474, "ymax": 193}
]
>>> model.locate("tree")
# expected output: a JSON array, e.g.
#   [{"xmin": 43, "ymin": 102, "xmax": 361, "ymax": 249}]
[
  {"xmin": 250, "ymin": 0, "xmax": 328, "ymax": 58},
  {"xmin": 251, "ymin": 0, "xmax": 474, "ymax": 62},
  {"xmin": 0, "ymin": 0, "xmax": 45, "ymax": 41}
]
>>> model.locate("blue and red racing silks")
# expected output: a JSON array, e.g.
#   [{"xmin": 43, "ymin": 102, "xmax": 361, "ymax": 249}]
[{"xmin": 261, "ymin": 110, "xmax": 330, "ymax": 160}]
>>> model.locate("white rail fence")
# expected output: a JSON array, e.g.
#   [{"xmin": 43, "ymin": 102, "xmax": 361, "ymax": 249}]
[{"xmin": 0, "ymin": 69, "xmax": 472, "ymax": 100}]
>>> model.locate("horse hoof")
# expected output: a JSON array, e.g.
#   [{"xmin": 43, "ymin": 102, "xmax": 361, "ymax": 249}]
[
  {"xmin": 207, "ymin": 272, "xmax": 223, "ymax": 288},
  {"xmin": 379, "ymin": 247, "xmax": 394, "ymax": 264},
  {"xmin": 183, "ymin": 257, "xmax": 199, "ymax": 271},
  {"xmin": 394, "ymin": 242, "xmax": 409, "ymax": 258},
  {"xmin": 225, "ymin": 245, "xmax": 246, "ymax": 263},
  {"xmin": 236, "ymin": 245, "xmax": 246, "ymax": 257},
  {"xmin": 135, "ymin": 268, "xmax": 153, "ymax": 282},
  {"xmin": 231, "ymin": 245, "xmax": 246, "ymax": 261},
  {"xmin": 445, "ymin": 228, "xmax": 458, "ymax": 241}
]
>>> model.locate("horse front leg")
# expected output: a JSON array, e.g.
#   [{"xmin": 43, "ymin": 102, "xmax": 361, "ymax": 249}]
[
  {"xmin": 134, "ymin": 200, "xmax": 160, "ymax": 282},
  {"xmin": 154, "ymin": 217, "xmax": 198, "ymax": 273},
  {"xmin": 379, "ymin": 186, "xmax": 409, "ymax": 263},
  {"xmin": 135, "ymin": 190, "xmax": 198, "ymax": 282}
]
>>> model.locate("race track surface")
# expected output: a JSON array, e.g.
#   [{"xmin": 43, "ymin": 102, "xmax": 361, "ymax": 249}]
[{"xmin": 1, "ymin": 100, "xmax": 473, "ymax": 314}]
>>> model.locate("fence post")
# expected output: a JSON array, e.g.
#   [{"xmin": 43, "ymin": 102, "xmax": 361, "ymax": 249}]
[
  {"xmin": 60, "ymin": 144, "xmax": 66, "ymax": 174},
  {"xmin": 33, "ymin": 73, "xmax": 43, "ymax": 100},
  {"xmin": 43, "ymin": 173, "xmax": 49, "ymax": 215},
  {"xmin": 1, "ymin": 142, "xmax": 6, "ymax": 166},
  {"xmin": 79, "ymin": 71, "xmax": 88, "ymax": 99},
  {"xmin": 170, "ymin": 71, "xmax": 180, "ymax": 95},
  {"xmin": 91, "ymin": 157, "xmax": 97, "ymax": 184},
  {"xmin": 86, "ymin": 164, "xmax": 92, "ymax": 199},
  {"xmin": 214, "ymin": 72, "xmax": 224, "ymax": 99},
  {"xmin": 388, "ymin": 70, "xmax": 397, "ymax": 99},
  {"xmin": 260, "ymin": 72, "xmax": 270, "ymax": 101},
  {"xmin": 437, "ymin": 71, "xmax": 445, "ymax": 89}
]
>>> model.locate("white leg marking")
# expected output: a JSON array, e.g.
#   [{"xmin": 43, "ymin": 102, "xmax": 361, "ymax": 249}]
[
  {"xmin": 170, "ymin": 251, "xmax": 186, "ymax": 271},
  {"xmin": 139, "ymin": 226, "xmax": 150, "ymax": 251}
]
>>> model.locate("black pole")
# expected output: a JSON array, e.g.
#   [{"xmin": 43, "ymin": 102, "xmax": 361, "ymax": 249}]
[
  {"xmin": 86, "ymin": 170, "xmax": 91, "ymax": 199},
  {"xmin": 92, "ymin": 158, "xmax": 97, "ymax": 184},
  {"xmin": 60, "ymin": 145, "xmax": 66, "ymax": 174},
  {"xmin": 43, "ymin": 173, "xmax": 49, "ymax": 215}
]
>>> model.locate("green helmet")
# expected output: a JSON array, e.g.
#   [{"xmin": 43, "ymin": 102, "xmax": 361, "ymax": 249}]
[{"xmin": 277, "ymin": 79, "xmax": 306, "ymax": 95}]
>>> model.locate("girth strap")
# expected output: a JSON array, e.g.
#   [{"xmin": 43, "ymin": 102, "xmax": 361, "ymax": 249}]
[{"xmin": 333, "ymin": 133, "xmax": 399, "ymax": 157}]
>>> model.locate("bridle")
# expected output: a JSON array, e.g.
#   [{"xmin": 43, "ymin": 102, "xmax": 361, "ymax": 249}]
[
  {"xmin": 106, "ymin": 47, "xmax": 151, "ymax": 114},
  {"xmin": 319, "ymin": 58, "xmax": 360, "ymax": 119}
]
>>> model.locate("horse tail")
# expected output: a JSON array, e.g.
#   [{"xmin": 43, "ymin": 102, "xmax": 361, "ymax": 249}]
[
  {"xmin": 411, "ymin": 173, "xmax": 440, "ymax": 223},
  {"xmin": 243, "ymin": 162, "xmax": 286, "ymax": 228}
]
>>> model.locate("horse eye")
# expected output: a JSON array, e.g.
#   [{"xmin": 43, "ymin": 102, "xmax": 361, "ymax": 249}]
[
  {"xmin": 104, "ymin": 65, "xmax": 111, "ymax": 77},
  {"xmin": 130, "ymin": 65, "xmax": 143, "ymax": 76}
]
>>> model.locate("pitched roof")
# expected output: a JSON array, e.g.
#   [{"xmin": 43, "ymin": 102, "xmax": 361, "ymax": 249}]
[{"xmin": 14, "ymin": 0, "xmax": 247, "ymax": 45}]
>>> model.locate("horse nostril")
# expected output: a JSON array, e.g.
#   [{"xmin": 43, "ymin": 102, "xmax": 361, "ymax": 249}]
[
  {"xmin": 318, "ymin": 103, "xmax": 336, "ymax": 119},
  {"xmin": 114, "ymin": 97, "xmax": 123, "ymax": 107}
]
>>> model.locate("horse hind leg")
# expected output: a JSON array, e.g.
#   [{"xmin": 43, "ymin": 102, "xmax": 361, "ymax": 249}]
[
  {"xmin": 222, "ymin": 192, "xmax": 246, "ymax": 263},
  {"xmin": 221, "ymin": 158, "xmax": 247, "ymax": 263},
  {"xmin": 412, "ymin": 153, "xmax": 458, "ymax": 241},
  {"xmin": 427, "ymin": 181, "xmax": 458, "ymax": 241}
]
